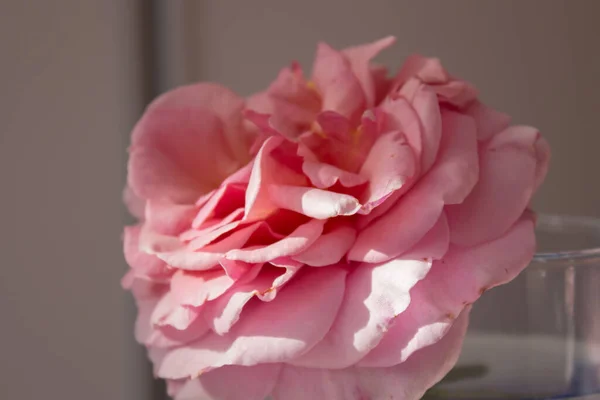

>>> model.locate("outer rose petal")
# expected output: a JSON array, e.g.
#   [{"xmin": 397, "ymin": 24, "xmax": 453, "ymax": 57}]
[
  {"xmin": 398, "ymin": 211, "xmax": 449, "ymax": 261},
  {"xmin": 123, "ymin": 225, "xmax": 171, "ymax": 285},
  {"xmin": 446, "ymin": 126, "xmax": 549, "ymax": 246},
  {"xmin": 123, "ymin": 185, "xmax": 146, "ymax": 219},
  {"xmin": 202, "ymin": 262, "xmax": 301, "ymax": 335},
  {"xmin": 134, "ymin": 291, "xmax": 209, "ymax": 349},
  {"xmin": 394, "ymin": 55, "xmax": 449, "ymax": 85},
  {"xmin": 145, "ymin": 200, "xmax": 198, "ymax": 236},
  {"xmin": 358, "ymin": 214, "xmax": 535, "ymax": 368},
  {"xmin": 272, "ymin": 308, "xmax": 470, "ymax": 400},
  {"xmin": 394, "ymin": 55, "xmax": 478, "ymax": 108},
  {"xmin": 342, "ymin": 36, "xmax": 396, "ymax": 107},
  {"xmin": 291, "ymin": 259, "xmax": 431, "ymax": 369},
  {"xmin": 146, "ymin": 82, "xmax": 252, "ymax": 162},
  {"xmin": 129, "ymin": 84, "xmax": 248, "ymax": 204},
  {"xmin": 174, "ymin": 364, "xmax": 281, "ymax": 400},
  {"xmin": 154, "ymin": 266, "xmax": 347, "ymax": 379},
  {"xmin": 129, "ymin": 146, "xmax": 216, "ymax": 204},
  {"xmin": 466, "ymin": 100, "xmax": 511, "ymax": 141},
  {"xmin": 349, "ymin": 110, "xmax": 478, "ymax": 263},
  {"xmin": 170, "ymin": 269, "xmax": 237, "ymax": 308},
  {"xmin": 150, "ymin": 291, "xmax": 202, "ymax": 330},
  {"xmin": 533, "ymin": 135, "xmax": 551, "ymax": 192}
]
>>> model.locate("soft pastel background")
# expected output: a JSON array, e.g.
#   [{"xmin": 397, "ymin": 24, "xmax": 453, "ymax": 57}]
[{"xmin": 1, "ymin": 1, "xmax": 598, "ymax": 399}]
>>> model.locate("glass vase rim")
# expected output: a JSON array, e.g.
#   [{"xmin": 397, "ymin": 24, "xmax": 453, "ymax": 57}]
[{"xmin": 533, "ymin": 213, "xmax": 600, "ymax": 262}]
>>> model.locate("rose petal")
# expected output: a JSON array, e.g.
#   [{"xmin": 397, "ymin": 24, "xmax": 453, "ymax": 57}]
[
  {"xmin": 256, "ymin": 258, "xmax": 304, "ymax": 302},
  {"xmin": 151, "ymin": 291, "xmax": 203, "ymax": 330},
  {"xmin": 183, "ymin": 210, "xmax": 245, "ymax": 248},
  {"xmin": 394, "ymin": 55, "xmax": 478, "ymax": 108},
  {"xmin": 359, "ymin": 130, "xmax": 416, "ymax": 214},
  {"xmin": 349, "ymin": 110, "xmax": 478, "ymax": 263},
  {"xmin": 154, "ymin": 266, "xmax": 347, "ymax": 379},
  {"xmin": 123, "ymin": 185, "xmax": 146, "ymax": 220},
  {"xmin": 446, "ymin": 126, "xmax": 548, "ymax": 246},
  {"xmin": 171, "ymin": 270, "xmax": 236, "ymax": 308},
  {"xmin": 291, "ymin": 258, "xmax": 430, "ymax": 368},
  {"xmin": 466, "ymin": 100, "xmax": 511, "ymax": 141},
  {"xmin": 358, "ymin": 214, "xmax": 535, "ymax": 367},
  {"xmin": 145, "ymin": 201, "xmax": 198, "ymax": 236},
  {"xmin": 272, "ymin": 308, "xmax": 470, "ymax": 400},
  {"xmin": 202, "ymin": 264, "xmax": 298, "ymax": 335},
  {"xmin": 128, "ymin": 146, "xmax": 216, "ymax": 204},
  {"xmin": 186, "ymin": 221, "xmax": 243, "ymax": 251},
  {"xmin": 244, "ymin": 136, "xmax": 306, "ymax": 221},
  {"xmin": 292, "ymin": 223, "xmax": 356, "ymax": 267},
  {"xmin": 134, "ymin": 291, "xmax": 209, "ymax": 348},
  {"xmin": 269, "ymin": 62, "xmax": 320, "ymax": 117},
  {"xmin": 400, "ymin": 83, "xmax": 442, "ymax": 173},
  {"xmin": 174, "ymin": 364, "xmax": 282, "ymax": 400},
  {"xmin": 312, "ymin": 42, "xmax": 365, "ymax": 122},
  {"xmin": 129, "ymin": 84, "xmax": 248, "ymax": 203},
  {"xmin": 302, "ymin": 158, "xmax": 367, "ymax": 189},
  {"xmin": 146, "ymin": 82, "xmax": 252, "ymax": 162},
  {"xmin": 394, "ymin": 55, "xmax": 449, "ymax": 86},
  {"xmin": 123, "ymin": 225, "xmax": 171, "ymax": 285},
  {"xmin": 533, "ymin": 136, "xmax": 551, "ymax": 192},
  {"xmin": 192, "ymin": 183, "xmax": 246, "ymax": 228},
  {"xmin": 247, "ymin": 62, "xmax": 320, "ymax": 139},
  {"xmin": 269, "ymin": 185, "xmax": 361, "ymax": 220},
  {"xmin": 144, "ymin": 222, "xmax": 265, "ymax": 271},
  {"xmin": 225, "ymin": 219, "xmax": 325, "ymax": 263},
  {"xmin": 398, "ymin": 211, "xmax": 449, "ymax": 261},
  {"xmin": 342, "ymin": 36, "xmax": 396, "ymax": 107}
]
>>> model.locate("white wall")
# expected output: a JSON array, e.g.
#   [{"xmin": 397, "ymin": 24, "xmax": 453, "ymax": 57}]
[{"xmin": 0, "ymin": 1, "xmax": 152, "ymax": 399}]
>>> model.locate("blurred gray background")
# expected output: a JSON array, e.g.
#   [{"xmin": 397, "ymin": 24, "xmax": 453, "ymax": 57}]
[{"xmin": 1, "ymin": 1, "xmax": 598, "ymax": 399}]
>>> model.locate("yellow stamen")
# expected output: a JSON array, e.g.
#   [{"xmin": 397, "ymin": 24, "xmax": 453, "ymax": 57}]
[
  {"xmin": 306, "ymin": 80, "xmax": 318, "ymax": 92},
  {"xmin": 351, "ymin": 125, "xmax": 362, "ymax": 146},
  {"xmin": 311, "ymin": 120, "xmax": 327, "ymax": 139}
]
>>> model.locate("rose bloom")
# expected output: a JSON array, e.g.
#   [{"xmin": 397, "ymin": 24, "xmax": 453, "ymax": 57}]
[{"xmin": 123, "ymin": 37, "xmax": 549, "ymax": 400}]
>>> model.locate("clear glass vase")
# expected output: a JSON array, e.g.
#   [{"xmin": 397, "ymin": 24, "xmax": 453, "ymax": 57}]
[{"xmin": 430, "ymin": 214, "xmax": 600, "ymax": 399}]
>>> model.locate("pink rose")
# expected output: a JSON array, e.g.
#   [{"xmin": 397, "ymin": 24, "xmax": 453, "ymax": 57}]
[{"xmin": 123, "ymin": 37, "xmax": 550, "ymax": 400}]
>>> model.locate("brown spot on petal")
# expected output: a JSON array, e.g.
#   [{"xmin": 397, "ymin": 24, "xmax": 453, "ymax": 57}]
[
  {"xmin": 479, "ymin": 287, "xmax": 489, "ymax": 296},
  {"xmin": 261, "ymin": 287, "xmax": 275, "ymax": 295},
  {"xmin": 192, "ymin": 367, "xmax": 210, "ymax": 379},
  {"xmin": 446, "ymin": 312, "xmax": 455, "ymax": 320}
]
